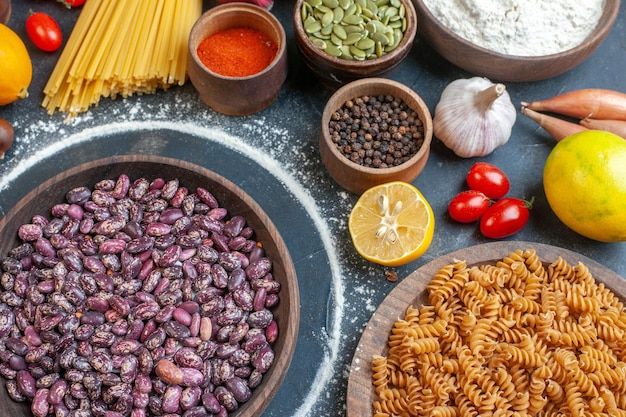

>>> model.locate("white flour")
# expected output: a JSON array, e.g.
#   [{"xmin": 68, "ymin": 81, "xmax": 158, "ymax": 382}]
[{"xmin": 423, "ymin": 0, "xmax": 605, "ymax": 56}]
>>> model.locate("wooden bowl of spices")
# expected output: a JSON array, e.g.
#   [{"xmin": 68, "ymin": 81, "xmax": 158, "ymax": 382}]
[
  {"xmin": 320, "ymin": 78, "xmax": 432, "ymax": 194},
  {"xmin": 412, "ymin": 0, "xmax": 621, "ymax": 82},
  {"xmin": 188, "ymin": 3, "xmax": 288, "ymax": 115},
  {"xmin": 293, "ymin": 0, "xmax": 417, "ymax": 89}
]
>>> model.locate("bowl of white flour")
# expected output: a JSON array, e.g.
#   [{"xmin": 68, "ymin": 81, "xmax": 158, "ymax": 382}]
[{"xmin": 412, "ymin": 0, "xmax": 620, "ymax": 82}]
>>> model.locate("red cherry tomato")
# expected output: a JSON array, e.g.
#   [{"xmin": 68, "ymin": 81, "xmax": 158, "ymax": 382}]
[
  {"xmin": 448, "ymin": 190, "xmax": 490, "ymax": 223},
  {"xmin": 60, "ymin": 0, "xmax": 87, "ymax": 7},
  {"xmin": 466, "ymin": 162, "xmax": 510, "ymax": 199},
  {"xmin": 26, "ymin": 12, "xmax": 62, "ymax": 52},
  {"xmin": 479, "ymin": 197, "xmax": 532, "ymax": 239}
]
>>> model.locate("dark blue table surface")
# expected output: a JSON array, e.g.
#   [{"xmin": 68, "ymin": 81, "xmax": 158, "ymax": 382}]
[{"xmin": 1, "ymin": 1, "xmax": 625, "ymax": 416}]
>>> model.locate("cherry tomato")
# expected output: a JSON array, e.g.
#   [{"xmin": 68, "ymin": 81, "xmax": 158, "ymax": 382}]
[
  {"xmin": 466, "ymin": 162, "xmax": 510, "ymax": 199},
  {"xmin": 26, "ymin": 12, "xmax": 62, "ymax": 52},
  {"xmin": 479, "ymin": 197, "xmax": 533, "ymax": 239},
  {"xmin": 448, "ymin": 190, "xmax": 490, "ymax": 223},
  {"xmin": 59, "ymin": 0, "xmax": 86, "ymax": 7}
]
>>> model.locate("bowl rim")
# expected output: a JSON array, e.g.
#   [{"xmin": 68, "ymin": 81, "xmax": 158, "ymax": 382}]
[
  {"xmin": 0, "ymin": 154, "xmax": 300, "ymax": 417},
  {"xmin": 293, "ymin": 0, "xmax": 418, "ymax": 68},
  {"xmin": 188, "ymin": 2, "xmax": 287, "ymax": 80},
  {"xmin": 321, "ymin": 77, "xmax": 433, "ymax": 175},
  {"xmin": 412, "ymin": 0, "xmax": 621, "ymax": 60}
]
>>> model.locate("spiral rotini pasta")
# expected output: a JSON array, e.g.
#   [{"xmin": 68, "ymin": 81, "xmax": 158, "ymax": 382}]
[{"xmin": 371, "ymin": 249, "xmax": 626, "ymax": 416}]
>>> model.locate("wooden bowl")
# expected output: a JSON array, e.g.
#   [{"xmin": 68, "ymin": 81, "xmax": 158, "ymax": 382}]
[
  {"xmin": 320, "ymin": 78, "xmax": 432, "ymax": 195},
  {"xmin": 293, "ymin": 0, "xmax": 417, "ymax": 89},
  {"xmin": 0, "ymin": 155, "xmax": 299, "ymax": 417},
  {"xmin": 412, "ymin": 0, "xmax": 621, "ymax": 82},
  {"xmin": 187, "ymin": 3, "xmax": 288, "ymax": 116}
]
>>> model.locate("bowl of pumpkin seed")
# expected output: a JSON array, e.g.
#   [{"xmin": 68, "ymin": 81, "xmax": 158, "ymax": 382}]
[{"xmin": 293, "ymin": 0, "xmax": 417, "ymax": 88}]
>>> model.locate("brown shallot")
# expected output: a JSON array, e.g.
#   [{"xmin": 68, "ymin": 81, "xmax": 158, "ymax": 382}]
[
  {"xmin": 579, "ymin": 118, "xmax": 626, "ymax": 139},
  {"xmin": 521, "ymin": 88, "xmax": 626, "ymax": 121},
  {"xmin": 521, "ymin": 107, "xmax": 587, "ymax": 141}
]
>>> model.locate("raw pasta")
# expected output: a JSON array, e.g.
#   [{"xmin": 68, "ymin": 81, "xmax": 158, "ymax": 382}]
[
  {"xmin": 372, "ymin": 249, "xmax": 626, "ymax": 417},
  {"xmin": 42, "ymin": 0, "xmax": 202, "ymax": 119}
]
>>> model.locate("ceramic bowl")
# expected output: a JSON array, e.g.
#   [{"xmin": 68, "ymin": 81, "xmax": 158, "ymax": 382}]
[
  {"xmin": 293, "ymin": 0, "xmax": 417, "ymax": 89},
  {"xmin": 0, "ymin": 155, "xmax": 299, "ymax": 417},
  {"xmin": 187, "ymin": 3, "xmax": 288, "ymax": 116},
  {"xmin": 320, "ymin": 78, "xmax": 432, "ymax": 194},
  {"xmin": 412, "ymin": 0, "xmax": 621, "ymax": 82}
]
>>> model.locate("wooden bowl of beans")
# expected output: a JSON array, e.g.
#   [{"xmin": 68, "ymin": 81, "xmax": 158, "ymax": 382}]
[
  {"xmin": 412, "ymin": 0, "xmax": 621, "ymax": 82},
  {"xmin": 187, "ymin": 3, "xmax": 288, "ymax": 116},
  {"xmin": 293, "ymin": 0, "xmax": 417, "ymax": 89},
  {"xmin": 319, "ymin": 78, "xmax": 432, "ymax": 195},
  {"xmin": 0, "ymin": 155, "xmax": 299, "ymax": 417}
]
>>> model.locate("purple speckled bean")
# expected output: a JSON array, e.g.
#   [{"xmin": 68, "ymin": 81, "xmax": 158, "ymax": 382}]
[
  {"xmin": 16, "ymin": 369, "xmax": 37, "ymax": 398},
  {"xmin": 223, "ymin": 215, "xmax": 246, "ymax": 238},
  {"xmin": 169, "ymin": 186, "xmax": 188, "ymax": 208},
  {"xmin": 245, "ymin": 257, "xmax": 272, "ymax": 280},
  {"xmin": 66, "ymin": 186, "xmax": 91, "ymax": 204},
  {"xmin": 129, "ymin": 178, "xmax": 150, "ymax": 201},
  {"xmin": 150, "ymin": 177, "xmax": 165, "ymax": 191},
  {"xmin": 18, "ymin": 224, "xmax": 43, "ymax": 242},
  {"xmin": 252, "ymin": 345, "xmax": 275, "ymax": 373},
  {"xmin": 161, "ymin": 179, "xmax": 180, "ymax": 200},
  {"xmin": 180, "ymin": 386, "xmax": 202, "ymax": 410},
  {"xmin": 145, "ymin": 222, "xmax": 171, "ymax": 237},
  {"xmin": 202, "ymin": 391, "xmax": 221, "ymax": 414},
  {"xmin": 196, "ymin": 187, "xmax": 219, "ymax": 209},
  {"xmin": 225, "ymin": 376, "xmax": 252, "ymax": 403},
  {"xmin": 215, "ymin": 385, "xmax": 238, "ymax": 412},
  {"xmin": 99, "ymin": 239, "xmax": 127, "ymax": 254},
  {"xmin": 159, "ymin": 244, "xmax": 181, "ymax": 267},
  {"xmin": 31, "ymin": 388, "xmax": 50, "ymax": 417},
  {"xmin": 48, "ymin": 379, "xmax": 68, "ymax": 405},
  {"xmin": 181, "ymin": 367, "xmax": 204, "ymax": 387},
  {"xmin": 173, "ymin": 307, "xmax": 192, "ymax": 327},
  {"xmin": 162, "ymin": 384, "xmax": 183, "ymax": 413},
  {"xmin": 111, "ymin": 174, "xmax": 131, "ymax": 199}
]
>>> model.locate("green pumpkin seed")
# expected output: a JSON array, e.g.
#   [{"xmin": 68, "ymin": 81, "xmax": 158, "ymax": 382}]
[
  {"xmin": 385, "ymin": 6, "xmax": 398, "ymax": 18},
  {"xmin": 388, "ymin": 19, "xmax": 402, "ymax": 29},
  {"xmin": 371, "ymin": 31, "xmax": 390, "ymax": 45},
  {"xmin": 354, "ymin": 0, "xmax": 366, "ymax": 8},
  {"xmin": 361, "ymin": 7, "xmax": 374, "ymax": 19},
  {"xmin": 376, "ymin": 0, "xmax": 389, "ymax": 6},
  {"xmin": 343, "ymin": 32, "xmax": 363, "ymax": 45},
  {"xmin": 321, "ymin": 10, "xmax": 334, "ymax": 26},
  {"xmin": 343, "ymin": 14, "xmax": 364, "ymax": 25},
  {"xmin": 398, "ymin": 3, "xmax": 405, "ymax": 18},
  {"xmin": 326, "ymin": 44, "xmax": 343, "ymax": 56},
  {"xmin": 330, "ymin": 33, "xmax": 344, "ymax": 46},
  {"xmin": 344, "ymin": 24, "xmax": 364, "ymax": 34},
  {"xmin": 366, "ymin": 0, "xmax": 378, "ymax": 14},
  {"xmin": 304, "ymin": 20, "xmax": 323, "ymax": 34},
  {"xmin": 375, "ymin": 41, "xmax": 383, "ymax": 57},
  {"xmin": 333, "ymin": 7, "xmax": 344, "ymax": 23},
  {"xmin": 332, "ymin": 24, "xmax": 348, "ymax": 40},
  {"xmin": 339, "ymin": 0, "xmax": 351, "ymax": 9},
  {"xmin": 310, "ymin": 37, "xmax": 327, "ymax": 49},
  {"xmin": 301, "ymin": 3, "xmax": 312, "ymax": 20},
  {"xmin": 349, "ymin": 45, "xmax": 367, "ymax": 58},
  {"xmin": 390, "ymin": 0, "xmax": 401, "ymax": 7},
  {"xmin": 345, "ymin": 3, "xmax": 357, "ymax": 15},
  {"xmin": 356, "ymin": 37, "xmax": 375, "ymax": 50},
  {"xmin": 321, "ymin": 23, "xmax": 334, "ymax": 35},
  {"xmin": 306, "ymin": 0, "xmax": 323, "ymax": 7},
  {"xmin": 322, "ymin": 0, "xmax": 339, "ymax": 8}
]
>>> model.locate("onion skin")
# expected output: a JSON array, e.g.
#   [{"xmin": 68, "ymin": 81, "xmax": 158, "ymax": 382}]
[
  {"xmin": 580, "ymin": 118, "xmax": 626, "ymax": 139},
  {"xmin": 521, "ymin": 107, "xmax": 587, "ymax": 141},
  {"xmin": 521, "ymin": 88, "xmax": 626, "ymax": 121}
]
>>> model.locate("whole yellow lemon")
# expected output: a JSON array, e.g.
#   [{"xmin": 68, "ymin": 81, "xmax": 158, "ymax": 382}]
[
  {"xmin": 0, "ymin": 23, "xmax": 33, "ymax": 106},
  {"xmin": 543, "ymin": 130, "xmax": 626, "ymax": 242}
]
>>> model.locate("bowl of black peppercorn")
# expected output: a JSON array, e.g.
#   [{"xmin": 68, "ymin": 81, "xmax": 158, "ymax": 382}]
[{"xmin": 319, "ymin": 77, "xmax": 432, "ymax": 195}]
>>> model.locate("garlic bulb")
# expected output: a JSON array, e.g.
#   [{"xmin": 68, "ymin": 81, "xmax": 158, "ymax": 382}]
[{"xmin": 433, "ymin": 77, "xmax": 516, "ymax": 158}]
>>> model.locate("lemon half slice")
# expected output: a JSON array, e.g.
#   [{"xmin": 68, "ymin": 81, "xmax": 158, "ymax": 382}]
[{"xmin": 348, "ymin": 181, "xmax": 435, "ymax": 267}]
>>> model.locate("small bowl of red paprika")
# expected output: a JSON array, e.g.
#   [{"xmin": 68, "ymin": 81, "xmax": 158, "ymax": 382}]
[{"xmin": 188, "ymin": 3, "xmax": 288, "ymax": 116}]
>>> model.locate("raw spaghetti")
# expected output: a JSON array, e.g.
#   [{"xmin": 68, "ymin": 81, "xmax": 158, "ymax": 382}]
[{"xmin": 42, "ymin": 0, "xmax": 202, "ymax": 119}]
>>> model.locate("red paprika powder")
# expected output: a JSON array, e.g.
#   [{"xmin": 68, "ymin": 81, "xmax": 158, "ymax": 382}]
[{"xmin": 197, "ymin": 27, "xmax": 278, "ymax": 77}]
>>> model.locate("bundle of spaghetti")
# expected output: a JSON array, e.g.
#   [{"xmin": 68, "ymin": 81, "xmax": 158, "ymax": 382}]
[{"xmin": 42, "ymin": 0, "xmax": 202, "ymax": 118}]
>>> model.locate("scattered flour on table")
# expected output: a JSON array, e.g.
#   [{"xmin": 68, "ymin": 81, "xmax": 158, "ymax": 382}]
[{"xmin": 422, "ymin": 0, "xmax": 605, "ymax": 56}]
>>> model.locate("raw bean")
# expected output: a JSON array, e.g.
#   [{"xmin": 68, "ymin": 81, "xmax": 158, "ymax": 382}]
[
  {"xmin": 17, "ymin": 370, "xmax": 37, "ymax": 398},
  {"xmin": 252, "ymin": 346, "xmax": 275, "ymax": 373},
  {"xmin": 173, "ymin": 307, "xmax": 193, "ymax": 326},
  {"xmin": 225, "ymin": 376, "xmax": 252, "ymax": 403},
  {"xmin": 162, "ymin": 384, "xmax": 183, "ymax": 413},
  {"xmin": 215, "ymin": 385, "xmax": 238, "ymax": 412},
  {"xmin": 245, "ymin": 258, "xmax": 272, "ymax": 279},
  {"xmin": 180, "ymin": 386, "xmax": 202, "ymax": 410},
  {"xmin": 265, "ymin": 320, "xmax": 279, "ymax": 343},
  {"xmin": 155, "ymin": 359, "xmax": 183, "ymax": 385},
  {"xmin": 6, "ymin": 379, "xmax": 27, "ymax": 402},
  {"xmin": 247, "ymin": 309, "xmax": 273, "ymax": 329},
  {"xmin": 31, "ymin": 388, "xmax": 50, "ymax": 417}
]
